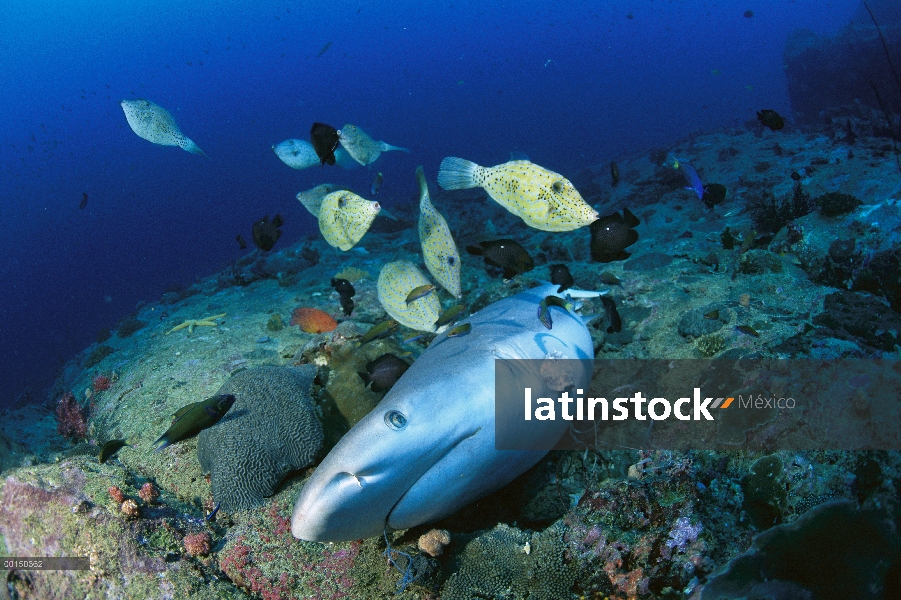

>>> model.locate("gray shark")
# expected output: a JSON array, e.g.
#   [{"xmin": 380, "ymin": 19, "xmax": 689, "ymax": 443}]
[{"xmin": 291, "ymin": 283, "xmax": 603, "ymax": 542}]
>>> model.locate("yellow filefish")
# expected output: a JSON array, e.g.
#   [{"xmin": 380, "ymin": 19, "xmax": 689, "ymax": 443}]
[
  {"xmin": 377, "ymin": 261, "xmax": 442, "ymax": 332},
  {"xmin": 296, "ymin": 183, "xmax": 346, "ymax": 218},
  {"xmin": 120, "ymin": 99, "xmax": 207, "ymax": 157},
  {"xmin": 437, "ymin": 157, "xmax": 597, "ymax": 232},
  {"xmin": 417, "ymin": 166, "xmax": 462, "ymax": 298},
  {"xmin": 318, "ymin": 191, "xmax": 380, "ymax": 251},
  {"xmin": 337, "ymin": 124, "xmax": 410, "ymax": 166}
]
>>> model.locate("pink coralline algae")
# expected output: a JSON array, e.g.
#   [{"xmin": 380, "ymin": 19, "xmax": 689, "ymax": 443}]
[
  {"xmin": 55, "ymin": 391, "xmax": 88, "ymax": 440},
  {"xmin": 138, "ymin": 482, "xmax": 160, "ymax": 504},
  {"xmin": 183, "ymin": 532, "xmax": 212, "ymax": 557},
  {"xmin": 92, "ymin": 374, "xmax": 112, "ymax": 392},
  {"xmin": 108, "ymin": 486, "xmax": 126, "ymax": 504}
]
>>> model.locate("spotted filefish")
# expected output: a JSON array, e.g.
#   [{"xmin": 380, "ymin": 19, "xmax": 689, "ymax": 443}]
[
  {"xmin": 416, "ymin": 166, "xmax": 462, "ymax": 298},
  {"xmin": 296, "ymin": 183, "xmax": 346, "ymax": 218},
  {"xmin": 377, "ymin": 261, "xmax": 442, "ymax": 332},
  {"xmin": 437, "ymin": 157, "xmax": 597, "ymax": 232},
  {"xmin": 318, "ymin": 191, "xmax": 380, "ymax": 251},
  {"xmin": 337, "ymin": 124, "xmax": 410, "ymax": 166},
  {"xmin": 120, "ymin": 99, "xmax": 207, "ymax": 157}
]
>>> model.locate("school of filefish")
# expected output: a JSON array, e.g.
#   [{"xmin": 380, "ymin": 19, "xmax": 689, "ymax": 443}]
[{"xmin": 120, "ymin": 103, "xmax": 608, "ymax": 346}]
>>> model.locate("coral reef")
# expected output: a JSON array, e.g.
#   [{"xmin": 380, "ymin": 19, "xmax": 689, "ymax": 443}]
[
  {"xmin": 138, "ymin": 482, "xmax": 159, "ymax": 504},
  {"xmin": 55, "ymin": 391, "xmax": 88, "ymax": 440},
  {"xmin": 442, "ymin": 522, "xmax": 575, "ymax": 600},
  {"xmin": 183, "ymin": 531, "xmax": 212, "ymax": 556},
  {"xmin": 418, "ymin": 528, "xmax": 451, "ymax": 557},
  {"xmin": 197, "ymin": 366, "xmax": 323, "ymax": 511}
]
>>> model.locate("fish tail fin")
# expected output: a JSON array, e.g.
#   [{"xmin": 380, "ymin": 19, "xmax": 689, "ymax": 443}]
[
  {"xmin": 182, "ymin": 138, "xmax": 209, "ymax": 158},
  {"xmin": 357, "ymin": 371, "xmax": 371, "ymax": 387},
  {"xmin": 380, "ymin": 142, "xmax": 410, "ymax": 153},
  {"xmin": 415, "ymin": 165, "xmax": 432, "ymax": 207},
  {"xmin": 580, "ymin": 314, "xmax": 600, "ymax": 326},
  {"xmin": 438, "ymin": 157, "xmax": 480, "ymax": 190}
]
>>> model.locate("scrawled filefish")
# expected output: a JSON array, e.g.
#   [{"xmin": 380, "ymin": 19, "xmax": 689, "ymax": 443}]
[
  {"xmin": 377, "ymin": 261, "xmax": 442, "ymax": 332},
  {"xmin": 337, "ymin": 124, "xmax": 410, "ymax": 166},
  {"xmin": 318, "ymin": 191, "xmax": 381, "ymax": 251},
  {"xmin": 274, "ymin": 139, "xmax": 357, "ymax": 170},
  {"xmin": 437, "ymin": 157, "xmax": 597, "ymax": 232},
  {"xmin": 417, "ymin": 166, "xmax": 461, "ymax": 298},
  {"xmin": 120, "ymin": 99, "xmax": 207, "ymax": 157},
  {"xmin": 296, "ymin": 183, "xmax": 346, "ymax": 218}
]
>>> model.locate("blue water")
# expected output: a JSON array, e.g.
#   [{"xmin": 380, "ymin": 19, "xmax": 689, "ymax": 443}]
[{"xmin": 0, "ymin": 0, "xmax": 859, "ymax": 409}]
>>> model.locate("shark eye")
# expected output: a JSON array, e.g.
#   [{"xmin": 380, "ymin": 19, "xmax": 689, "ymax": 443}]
[{"xmin": 385, "ymin": 410, "xmax": 407, "ymax": 430}]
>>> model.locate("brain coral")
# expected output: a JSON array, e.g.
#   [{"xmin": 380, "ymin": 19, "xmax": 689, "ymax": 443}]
[
  {"xmin": 197, "ymin": 365, "xmax": 323, "ymax": 511},
  {"xmin": 290, "ymin": 307, "xmax": 338, "ymax": 333}
]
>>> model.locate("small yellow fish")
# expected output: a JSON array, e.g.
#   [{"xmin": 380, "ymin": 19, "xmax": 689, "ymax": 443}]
[
  {"xmin": 446, "ymin": 322, "xmax": 472, "ymax": 337},
  {"xmin": 318, "ymin": 191, "xmax": 381, "ymax": 251},
  {"xmin": 337, "ymin": 124, "xmax": 410, "ymax": 166},
  {"xmin": 405, "ymin": 284, "xmax": 437, "ymax": 304},
  {"xmin": 437, "ymin": 157, "xmax": 597, "ymax": 232},
  {"xmin": 120, "ymin": 99, "xmax": 207, "ymax": 157},
  {"xmin": 417, "ymin": 166, "xmax": 462, "ymax": 298},
  {"xmin": 296, "ymin": 183, "xmax": 345, "ymax": 218},
  {"xmin": 360, "ymin": 319, "xmax": 399, "ymax": 345},
  {"xmin": 377, "ymin": 261, "xmax": 442, "ymax": 332}
]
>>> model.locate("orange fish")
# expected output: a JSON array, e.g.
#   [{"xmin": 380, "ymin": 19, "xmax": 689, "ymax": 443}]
[{"xmin": 290, "ymin": 308, "xmax": 337, "ymax": 333}]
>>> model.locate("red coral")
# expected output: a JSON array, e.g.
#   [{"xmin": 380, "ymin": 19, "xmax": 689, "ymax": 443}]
[
  {"xmin": 290, "ymin": 307, "xmax": 338, "ymax": 333},
  {"xmin": 55, "ymin": 391, "xmax": 88, "ymax": 440},
  {"xmin": 92, "ymin": 374, "xmax": 112, "ymax": 392},
  {"xmin": 138, "ymin": 482, "xmax": 159, "ymax": 504},
  {"xmin": 108, "ymin": 486, "xmax": 125, "ymax": 504},
  {"xmin": 183, "ymin": 532, "xmax": 212, "ymax": 556}
]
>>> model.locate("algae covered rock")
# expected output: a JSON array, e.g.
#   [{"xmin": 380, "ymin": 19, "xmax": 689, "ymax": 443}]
[
  {"xmin": 197, "ymin": 365, "xmax": 323, "ymax": 512},
  {"xmin": 441, "ymin": 521, "xmax": 574, "ymax": 600}
]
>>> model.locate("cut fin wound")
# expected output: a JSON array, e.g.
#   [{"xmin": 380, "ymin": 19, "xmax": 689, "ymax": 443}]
[{"xmin": 437, "ymin": 157, "xmax": 479, "ymax": 190}]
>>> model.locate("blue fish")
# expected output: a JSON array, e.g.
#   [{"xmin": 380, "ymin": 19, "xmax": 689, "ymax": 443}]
[{"xmin": 671, "ymin": 156, "xmax": 704, "ymax": 200}]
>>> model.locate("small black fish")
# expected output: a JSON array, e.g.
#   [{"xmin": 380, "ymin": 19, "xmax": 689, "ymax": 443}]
[
  {"xmin": 371, "ymin": 172, "xmax": 383, "ymax": 196},
  {"xmin": 98, "ymin": 439, "xmax": 127, "ymax": 464},
  {"xmin": 466, "ymin": 239, "xmax": 534, "ymax": 279},
  {"xmin": 317, "ymin": 41, "xmax": 333, "ymax": 57},
  {"xmin": 310, "ymin": 122, "xmax": 340, "ymax": 165},
  {"xmin": 153, "ymin": 394, "xmax": 235, "ymax": 451},
  {"xmin": 252, "ymin": 214, "xmax": 283, "ymax": 251},
  {"xmin": 331, "ymin": 278, "xmax": 356, "ymax": 316},
  {"xmin": 358, "ymin": 354, "xmax": 410, "ymax": 393},
  {"xmin": 702, "ymin": 183, "xmax": 727, "ymax": 208},
  {"xmin": 589, "ymin": 208, "xmax": 640, "ymax": 263},
  {"xmin": 743, "ymin": 9, "xmax": 754, "ymax": 18},
  {"xmin": 757, "ymin": 109, "xmax": 784, "ymax": 131},
  {"xmin": 736, "ymin": 325, "xmax": 760, "ymax": 337},
  {"xmin": 549, "ymin": 264, "xmax": 575, "ymax": 293},
  {"xmin": 790, "ymin": 171, "xmax": 802, "ymax": 181},
  {"xmin": 331, "ymin": 278, "xmax": 356, "ymax": 297},
  {"xmin": 79, "ymin": 192, "xmax": 88, "ymax": 209},
  {"xmin": 600, "ymin": 296, "xmax": 622, "ymax": 333},
  {"xmin": 236, "ymin": 234, "xmax": 247, "ymax": 250},
  {"xmin": 610, "ymin": 161, "xmax": 620, "ymax": 187},
  {"xmin": 339, "ymin": 296, "xmax": 354, "ymax": 316}
]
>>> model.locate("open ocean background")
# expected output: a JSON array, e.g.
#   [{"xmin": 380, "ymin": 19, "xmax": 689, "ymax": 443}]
[{"xmin": 0, "ymin": 0, "xmax": 861, "ymax": 410}]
